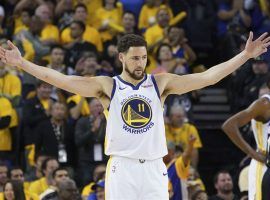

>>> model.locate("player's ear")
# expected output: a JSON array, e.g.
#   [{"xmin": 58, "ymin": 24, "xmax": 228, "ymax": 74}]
[{"xmin": 119, "ymin": 53, "xmax": 124, "ymax": 63}]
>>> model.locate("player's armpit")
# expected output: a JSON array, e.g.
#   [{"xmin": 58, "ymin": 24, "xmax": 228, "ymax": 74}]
[
  {"xmin": 63, "ymin": 75, "xmax": 113, "ymax": 98},
  {"xmin": 153, "ymin": 72, "xmax": 214, "ymax": 97}
]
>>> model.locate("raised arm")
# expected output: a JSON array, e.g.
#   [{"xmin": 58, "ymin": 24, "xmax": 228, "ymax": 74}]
[
  {"xmin": 155, "ymin": 32, "xmax": 270, "ymax": 97},
  {"xmin": 222, "ymin": 98, "xmax": 269, "ymax": 162},
  {"xmin": 0, "ymin": 41, "xmax": 113, "ymax": 98}
]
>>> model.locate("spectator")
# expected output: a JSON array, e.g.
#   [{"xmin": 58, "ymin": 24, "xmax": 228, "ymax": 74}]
[
  {"xmin": 13, "ymin": 8, "xmax": 33, "ymax": 35},
  {"xmin": 209, "ymin": 170, "xmax": 239, "ymax": 200},
  {"xmin": 187, "ymin": 166, "xmax": 206, "ymax": 198},
  {"xmin": 25, "ymin": 153, "xmax": 49, "ymax": 182},
  {"xmin": 9, "ymin": 166, "xmax": 30, "ymax": 190},
  {"xmin": 165, "ymin": 105, "xmax": 202, "ymax": 168},
  {"xmin": 166, "ymin": 26, "xmax": 200, "ymax": 72},
  {"xmin": 216, "ymin": 0, "xmax": 251, "ymax": 61},
  {"xmin": 14, "ymin": 15, "xmax": 50, "ymax": 63},
  {"xmin": 144, "ymin": 5, "xmax": 171, "ymax": 53},
  {"xmin": 64, "ymin": 20, "xmax": 98, "ymax": 69},
  {"xmin": 60, "ymin": 3, "xmax": 103, "ymax": 52},
  {"xmin": 154, "ymin": 43, "xmax": 188, "ymax": 74},
  {"xmin": 163, "ymin": 135, "xmax": 196, "ymax": 200},
  {"xmin": 75, "ymin": 98, "xmax": 107, "ymax": 187},
  {"xmin": 0, "ymin": 162, "xmax": 8, "ymax": 192},
  {"xmin": 40, "ymin": 167, "xmax": 69, "ymax": 200},
  {"xmin": 35, "ymin": 4, "xmax": 60, "ymax": 46},
  {"xmin": 139, "ymin": 0, "xmax": 173, "ymax": 31},
  {"xmin": 81, "ymin": 164, "xmax": 106, "ymax": 200},
  {"xmin": 55, "ymin": 0, "xmax": 73, "ymax": 31},
  {"xmin": 0, "ymin": 96, "xmax": 13, "ymax": 162},
  {"xmin": 47, "ymin": 45, "xmax": 70, "ymax": 102},
  {"xmin": 240, "ymin": 56, "xmax": 269, "ymax": 109},
  {"xmin": 57, "ymin": 179, "xmax": 81, "ymax": 200},
  {"xmin": 21, "ymin": 81, "xmax": 53, "ymax": 169},
  {"xmin": 29, "ymin": 157, "xmax": 59, "ymax": 196},
  {"xmin": 47, "ymin": 45, "xmax": 69, "ymax": 75},
  {"xmin": 0, "ymin": 61, "xmax": 22, "ymax": 133},
  {"xmin": 94, "ymin": 0, "xmax": 123, "ymax": 42},
  {"xmin": 191, "ymin": 190, "xmax": 208, "ymax": 200},
  {"xmin": 2, "ymin": 180, "xmax": 26, "ymax": 200},
  {"xmin": 87, "ymin": 180, "xmax": 105, "ymax": 200},
  {"xmin": 35, "ymin": 102, "xmax": 74, "ymax": 166}
]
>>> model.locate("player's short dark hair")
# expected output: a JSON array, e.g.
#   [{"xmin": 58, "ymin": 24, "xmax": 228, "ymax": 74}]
[
  {"xmin": 213, "ymin": 170, "xmax": 230, "ymax": 184},
  {"xmin": 74, "ymin": 3, "xmax": 88, "ymax": 12},
  {"xmin": 117, "ymin": 34, "xmax": 147, "ymax": 53},
  {"xmin": 71, "ymin": 20, "xmax": 86, "ymax": 32},
  {"xmin": 52, "ymin": 167, "xmax": 68, "ymax": 179}
]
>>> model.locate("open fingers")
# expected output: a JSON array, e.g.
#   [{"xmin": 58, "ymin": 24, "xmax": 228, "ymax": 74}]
[
  {"xmin": 247, "ymin": 31, "xmax": 253, "ymax": 43},
  {"xmin": 256, "ymin": 32, "xmax": 268, "ymax": 42},
  {"xmin": 262, "ymin": 36, "xmax": 270, "ymax": 44},
  {"xmin": 7, "ymin": 40, "xmax": 17, "ymax": 50}
]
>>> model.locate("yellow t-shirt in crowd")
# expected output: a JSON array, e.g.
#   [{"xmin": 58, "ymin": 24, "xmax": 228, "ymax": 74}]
[
  {"xmin": 29, "ymin": 177, "xmax": 49, "ymax": 196},
  {"xmin": 165, "ymin": 123, "xmax": 202, "ymax": 149},
  {"xmin": 0, "ymin": 97, "xmax": 12, "ymax": 151},
  {"xmin": 67, "ymin": 94, "xmax": 90, "ymax": 116},
  {"xmin": 0, "ymin": 73, "xmax": 22, "ymax": 97},
  {"xmin": 139, "ymin": 4, "xmax": 173, "ymax": 30},
  {"xmin": 94, "ymin": 4, "xmax": 123, "ymax": 42},
  {"xmin": 144, "ymin": 24, "xmax": 164, "ymax": 47},
  {"xmin": 41, "ymin": 24, "xmax": 60, "ymax": 43},
  {"xmin": 0, "ymin": 73, "xmax": 21, "ymax": 127},
  {"xmin": 61, "ymin": 25, "xmax": 103, "ymax": 52}
]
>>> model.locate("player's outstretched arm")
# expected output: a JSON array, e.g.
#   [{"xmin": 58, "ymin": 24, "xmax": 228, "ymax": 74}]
[
  {"xmin": 155, "ymin": 32, "xmax": 270, "ymax": 96},
  {"xmin": 0, "ymin": 41, "xmax": 112, "ymax": 97},
  {"xmin": 222, "ymin": 98, "xmax": 269, "ymax": 163}
]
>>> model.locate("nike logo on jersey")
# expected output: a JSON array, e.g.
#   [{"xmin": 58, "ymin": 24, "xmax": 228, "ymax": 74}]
[
  {"xmin": 163, "ymin": 172, "xmax": 168, "ymax": 176},
  {"xmin": 119, "ymin": 87, "xmax": 127, "ymax": 90}
]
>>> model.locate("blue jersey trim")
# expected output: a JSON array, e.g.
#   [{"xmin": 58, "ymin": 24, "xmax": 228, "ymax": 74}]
[
  {"xmin": 151, "ymin": 74, "xmax": 161, "ymax": 99},
  {"xmin": 116, "ymin": 74, "xmax": 147, "ymax": 90},
  {"xmin": 108, "ymin": 78, "xmax": 116, "ymax": 111}
]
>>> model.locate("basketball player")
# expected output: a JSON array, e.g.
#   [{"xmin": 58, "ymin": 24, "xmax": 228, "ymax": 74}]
[
  {"xmin": 0, "ymin": 33, "xmax": 269, "ymax": 200},
  {"xmin": 222, "ymin": 80, "xmax": 270, "ymax": 200}
]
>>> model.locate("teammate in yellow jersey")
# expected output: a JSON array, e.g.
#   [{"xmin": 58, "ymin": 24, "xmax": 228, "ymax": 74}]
[
  {"xmin": 222, "ymin": 79, "xmax": 270, "ymax": 200},
  {"xmin": 0, "ymin": 32, "xmax": 269, "ymax": 199}
]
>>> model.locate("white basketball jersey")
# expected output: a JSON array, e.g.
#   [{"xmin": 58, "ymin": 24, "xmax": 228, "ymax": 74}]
[
  {"xmin": 251, "ymin": 94, "xmax": 270, "ymax": 152},
  {"xmin": 105, "ymin": 74, "xmax": 168, "ymax": 160}
]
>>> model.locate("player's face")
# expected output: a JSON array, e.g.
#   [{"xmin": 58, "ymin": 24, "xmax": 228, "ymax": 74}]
[{"xmin": 120, "ymin": 47, "xmax": 147, "ymax": 80}]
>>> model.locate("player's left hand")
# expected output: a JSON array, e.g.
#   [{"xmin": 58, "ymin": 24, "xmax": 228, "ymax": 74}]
[{"xmin": 244, "ymin": 32, "xmax": 270, "ymax": 58}]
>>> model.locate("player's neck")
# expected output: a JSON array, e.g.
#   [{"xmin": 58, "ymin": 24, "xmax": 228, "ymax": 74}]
[{"xmin": 120, "ymin": 72, "xmax": 145, "ymax": 86}]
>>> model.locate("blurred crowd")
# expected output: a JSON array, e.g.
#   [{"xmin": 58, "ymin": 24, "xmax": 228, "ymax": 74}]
[{"xmin": 0, "ymin": 0, "xmax": 270, "ymax": 199}]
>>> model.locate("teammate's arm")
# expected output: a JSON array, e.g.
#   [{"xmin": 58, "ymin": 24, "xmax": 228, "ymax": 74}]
[
  {"xmin": 154, "ymin": 32, "xmax": 270, "ymax": 96},
  {"xmin": 0, "ymin": 41, "xmax": 113, "ymax": 98},
  {"xmin": 222, "ymin": 98, "xmax": 269, "ymax": 162}
]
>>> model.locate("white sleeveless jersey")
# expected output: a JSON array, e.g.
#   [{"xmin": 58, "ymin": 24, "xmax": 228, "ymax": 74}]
[
  {"xmin": 105, "ymin": 74, "xmax": 168, "ymax": 160},
  {"xmin": 251, "ymin": 94, "xmax": 270, "ymax": 152}
]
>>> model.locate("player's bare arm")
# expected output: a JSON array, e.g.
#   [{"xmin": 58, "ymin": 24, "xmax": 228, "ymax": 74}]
[
  {"xmin": 154, "ymin": 32, "xmax": 270, "ymax": 102},
  {"xmin": 0, "ymin": 41, "xmax": 113, "ymax": 107},
  {"xmin": 222, "ymin": 98, "xmax": 270, "ymax": 162}
]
